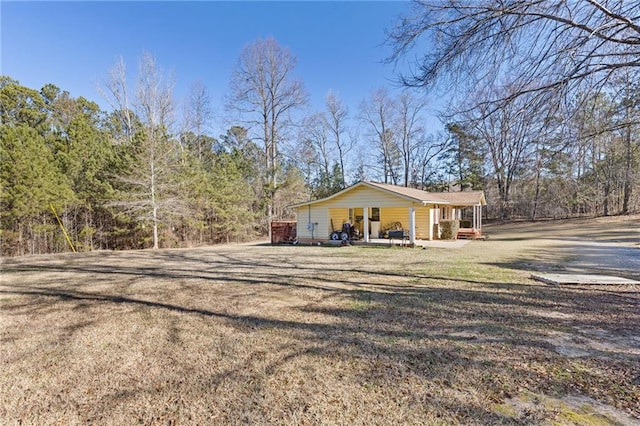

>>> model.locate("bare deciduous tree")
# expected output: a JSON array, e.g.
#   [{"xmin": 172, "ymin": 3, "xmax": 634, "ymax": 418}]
[
  {"xmin": 325, "ymin": 91, "xmax": 352, "ymax": 188},
  {"xmin": 103, "ymin": 52, "xmax": 178, "ymax": 249},
  {"xmin": 360, "ymin": 88, "xmax": 401, "ymax": 184},
  {"xmin": 98, "ymin": 56, "xmax": 134, "ymax": 143},
  {"xmin": 395, "ymin": 91, "xmax": 428, "ymax": 187},
  {"xmin": 183, "ymin": 80, "xmax": 213, "ymax": 160},
  {"xmin": 610, "ymin": 70, "xmax": 640, "ymax": 214},
  {"xmin": 461, "ymin": 85, "xmax": 549, "ymax": 219},
  {"xmin": 360, "ymin": 89, "xmax": 432, "ymax": 187},
  {"xmin": 227, "ymin": 37, "xmax": 307, "ymax": 235},
  {"xmin": 413, "ymin": 132, "xmax": 449, "ymax": 190},
  {"xmin": 136, "ymin": 52, "xmax": 176, "ymax": 249},
  {"xmin": 388, "ymin": 0, "xmax": 640, "ymax": 219},
  {"xmin": 389, "ymin": 0, "xmax": 640, "ymax": 112},
  {"xmin": 300, "ymin": 112, "xmax": 331, "ymax": 184}
]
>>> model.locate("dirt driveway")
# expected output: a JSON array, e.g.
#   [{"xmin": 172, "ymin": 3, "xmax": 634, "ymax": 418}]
[
  {"xmin": 566, "ymin": 240, "xmax": 639, "ymax": 276},
  {"xmin": 484, "ymin": 215, "xmax": 640, "ymax": 281}
]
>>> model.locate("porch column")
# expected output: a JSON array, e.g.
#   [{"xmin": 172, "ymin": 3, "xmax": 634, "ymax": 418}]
[
  {"xmin": 428, "ymin": 207, "xmax": 434, "ymax": 241},
  {"xmin": 363, "ymin": 207, "xmax": 369, "ymax": 243},
  {"xmin": 431, "ymin": 205, "xmax": 438, "ymax": 241},
  {"xmin": 409, "ymin": 206, "xmax": 416, "ymax": 245},
  {"xmin": 473, "ymin": 205, "xmax": 477, "ymax": 229},
  {"xmin": 479, "ymin": 205, "xmax": 483, "ymax": 231}
]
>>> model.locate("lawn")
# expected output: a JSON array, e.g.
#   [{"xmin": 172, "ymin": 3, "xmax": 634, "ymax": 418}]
[{"xmin": 1, "ymin": 217, "xmax": 639, "ymax": 425}]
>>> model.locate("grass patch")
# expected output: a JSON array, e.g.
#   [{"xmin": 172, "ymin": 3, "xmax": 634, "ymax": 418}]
[
  {"xmin": 559, "ymin": 409, "xmax": 615, "ymax": 426},
  {"xmin": 1, "ymin": 217, "xmax": 639, "ymax": 424}
]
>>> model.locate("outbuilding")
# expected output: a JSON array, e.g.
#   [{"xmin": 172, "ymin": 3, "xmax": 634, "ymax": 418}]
[{"xmin": 290, "ymin": 181, "xmax": 486, "ymax": 245}]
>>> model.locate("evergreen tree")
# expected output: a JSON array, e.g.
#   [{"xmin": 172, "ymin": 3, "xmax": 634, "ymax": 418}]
[
  {"xmin": 442, "ymin": 123, "xmax": 485, "ymax": 191},
  {"xmin": 0, "ymin": 124, "xmax": 73, "ymax": 255}
]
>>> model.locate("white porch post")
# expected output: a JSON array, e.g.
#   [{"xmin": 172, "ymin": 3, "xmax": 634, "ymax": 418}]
[
  {"xmin": 409, "ymin": 206, "xmax": 416, "ymax": 245},
  {"xmin": 479, "ymin": 205, "xmax": 483, "ymax": 231},
  {"xmin": 363, "ymin": 207, "xmax": 369, "ymax": 243},
  {"xmin": 473, "ymin": 205, "xmax": 477, "ymax": 229},
  {"xmin": 428, "ymin": 207, "xmax": 435, "ymax": 240},
  {"xmin": 432, "ymin": 205, "xmax": 439, "ymax": 241}
]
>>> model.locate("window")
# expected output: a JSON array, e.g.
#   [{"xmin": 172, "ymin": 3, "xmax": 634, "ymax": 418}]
[
  {"xmin": 441, "ymin": 207, "xmax": 448, "ymax": 220},
  {"xmin": 371, "ymin": 207, "xmax": 380, "ymax": 221}
]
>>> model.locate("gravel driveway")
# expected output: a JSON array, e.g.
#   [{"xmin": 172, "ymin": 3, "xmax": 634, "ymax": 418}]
[
  {"xmin": 485, "ymin": 215, "xmax": 640, "ymax": 281},
  {"xmin": 566, "ymin": 240, "xmax": 640, "ymax": 277}
]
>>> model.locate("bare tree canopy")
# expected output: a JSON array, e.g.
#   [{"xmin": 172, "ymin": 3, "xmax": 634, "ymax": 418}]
[
  {"xmin": 389, "ymin": 0, "xmax": 640, "ymax": 107},
  {"xmin": 98, "ymin": 56, "xmax": 134, "ymax": 143},
  {"xmin": 360, "ymin": 88, "xmax": 401, "ymax": 185},
  {"xmin": 227, "ymin": 37, "xmax": 307, "ymax": 234},
  {"xmin": 325, "ymin": 91, "xmax": 352, "ymax": 188},
  {"xmin": 183, "ymin": 80, "xmax": 213, "ymax": 159},
  {"xmin": 228, "ymin": 37, "xmax": 307, "ymax": 152}
]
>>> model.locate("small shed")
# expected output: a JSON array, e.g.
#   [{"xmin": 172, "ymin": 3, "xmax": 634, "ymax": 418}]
[
  {"xmin": 271, "ymin": 221, "xmax": 297, "ymax": 244},
  {"xmin": 290, "ymin": 181, "xmax": 486, "ymax": 245}
]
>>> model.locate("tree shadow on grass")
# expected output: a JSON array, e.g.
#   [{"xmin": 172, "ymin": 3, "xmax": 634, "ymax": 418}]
[
  {"xmin": 3, "ymin": 248, "xmax": 638, "ymax": 339},
  {"xmin": 2, "ymin": 248, "xmax": 639, "ymax": 422},
  {"xmin": 3, "ymin": 281, "xmax": 640, "ymax": 420}
]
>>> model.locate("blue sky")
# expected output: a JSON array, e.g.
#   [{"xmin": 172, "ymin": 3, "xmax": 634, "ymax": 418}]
[{"xmin": 2, "ymin": 1, "xmax": 438, "ymax": 134}]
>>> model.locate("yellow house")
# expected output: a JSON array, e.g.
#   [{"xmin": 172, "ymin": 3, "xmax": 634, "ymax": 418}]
[{"xmin": 290, "ymin": 181, "xmax": 486, "ymax": 244}]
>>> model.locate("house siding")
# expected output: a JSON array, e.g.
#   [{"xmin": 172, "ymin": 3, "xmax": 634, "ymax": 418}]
[
  {"xmin": 296, "ymin": 205, "xmax": 329, "ymax": 242},
  {"xmin": 380, "ymin": 207, "xmax": 407, "ymax": 229},
  {"xmin": 328, "ymin": 208, "xmax": 350, "ymax": 235},
  {"xmin": 316, "ymin": 185, "xmax": 415, "ymax": 208},
  {"xmin": 379, "ymin": 206, "xmax": 434, "ymax": 240},
  {"xmin": 295, "ymin": 186, "xmax": 420, "ymax": 243},
  {"xmin": 295, "ymin": 204, "xmax": 438, "ymax": 242},
  {"xmin": 416, "ymin": 207, "xmax": 432, "ymax": 240}
]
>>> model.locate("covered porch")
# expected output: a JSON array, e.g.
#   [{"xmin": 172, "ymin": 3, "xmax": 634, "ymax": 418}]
[
  {"xmin": 290, "ymin": 181, "xmax": 487, "ymax": 245},
  {"xmin": 327, "ymin": 201, "xmax": 485, "ymax": 245},
  {"xmin": 327, "ymin": 205, "xmax": 435, "ymax": 244}
]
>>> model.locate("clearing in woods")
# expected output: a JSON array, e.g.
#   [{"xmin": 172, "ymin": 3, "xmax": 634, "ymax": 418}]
[{"xmin": 1, "ymin": 216, "xmax": 639, "ymax": 424}]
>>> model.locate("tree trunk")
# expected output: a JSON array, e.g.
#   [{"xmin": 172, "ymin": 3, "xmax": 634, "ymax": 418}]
[
  {"xmin": 622, "ymin": 122, "xmax": 632, "ymax": 214},
  {"xmin": 151, "ymin": 160, "xmax": 159, "ymax": 249},
  {"xmin": 603, "ymin": 181, "xmax": 610, "ymax": 216},
  {"xmin": 532, "ymin": 166, "xmax": 541, "ymax": 221}
]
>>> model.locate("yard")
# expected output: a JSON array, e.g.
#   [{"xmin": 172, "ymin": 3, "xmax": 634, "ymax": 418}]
[{"xmin": 1, "ymin": 216, "xmax": 639, "ymax": 425}]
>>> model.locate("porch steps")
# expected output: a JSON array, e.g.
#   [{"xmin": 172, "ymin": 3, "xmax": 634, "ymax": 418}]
[{"xmin": 457, "ymin": 228, "xmax": 485, "ymax": 240}]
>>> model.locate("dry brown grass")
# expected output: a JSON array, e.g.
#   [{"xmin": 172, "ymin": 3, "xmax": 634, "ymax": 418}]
[{"xmin": 1, "ymin": 216, "xmax": 639, "ymax": 425}]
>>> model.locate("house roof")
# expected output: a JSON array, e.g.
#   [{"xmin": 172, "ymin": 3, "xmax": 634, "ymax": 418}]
[
  {"xmin": 290, "ymin": 181, "xmax": 486, "ymax": 208},
  {"xmin": 434, "ymin": 190, "xmax": 486, "ymax": 205}
]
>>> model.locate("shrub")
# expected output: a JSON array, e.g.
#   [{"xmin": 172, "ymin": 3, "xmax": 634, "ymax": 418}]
[{"xmin": 440, "ymin": 220, "xmax": 460, "ymax": 240}]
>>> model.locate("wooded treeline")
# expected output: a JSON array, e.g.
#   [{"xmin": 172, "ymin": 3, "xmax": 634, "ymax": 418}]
[
  {"xmin": 389, "ymin": 0, "xmax": 640, "ymax": 220},
  {"xmin": 0, "ymin": 75, "xmax": 282, "ymax": 256},
  {"xmin": 3, "ymin": 2, "xmax": 640, "ymax": 255}
]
